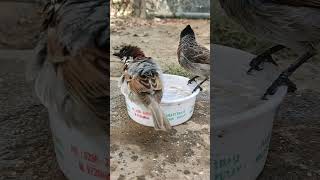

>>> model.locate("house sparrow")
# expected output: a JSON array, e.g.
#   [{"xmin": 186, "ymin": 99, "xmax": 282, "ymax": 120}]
[
  {"xmin": 219, "ymin": 0, "xmax": 319, "ymax": 99},
  {"xmin": 178, "ymin": 25, "xmax": 210, "ymax": 93},
  {"xmin": 113, "ymin": 45, "xmax": 172, "ymax": 131},
  {"xmin": 25, "ymin": 1, "xmax": 109, "ymax": 179},
  {"xmin": 26, "ymin": 0, "xmax": 109, "ymax": 134}
]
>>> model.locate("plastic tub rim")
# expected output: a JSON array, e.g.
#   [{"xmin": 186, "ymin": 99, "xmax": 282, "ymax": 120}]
[{"xmin": 121, "ymin": 73, "xmax": 201, "ymax": 105}]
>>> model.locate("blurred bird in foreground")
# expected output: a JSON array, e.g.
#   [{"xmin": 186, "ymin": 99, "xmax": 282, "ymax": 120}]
[
  {"xmin": 113, "ymin": 45, "xmax": 171, "ymax": 131},
  {"xmin": 26, "ymin": 0, "xmax": 108, "ymax": 135},
  {"xmin": 178, "ymin": 25, "xmax": 210, "ymax": 93},
  {"xmin": 219, "ymin": 0, "xmax": 320, "ymax": 99}
]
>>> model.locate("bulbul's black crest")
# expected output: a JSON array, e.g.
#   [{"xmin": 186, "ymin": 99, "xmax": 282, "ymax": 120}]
[{"xmin": 180, "ymin": 25, "xmax": 195, "ymax": 38}]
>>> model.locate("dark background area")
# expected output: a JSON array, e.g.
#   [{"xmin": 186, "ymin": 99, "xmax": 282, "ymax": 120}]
[
  {"xmin": 0, "ymin": 2, "xmax": 67, "ymax": 179},
  {"xmin": 212, "ymin": 2, "xmax": 320, "ymax": 179}
]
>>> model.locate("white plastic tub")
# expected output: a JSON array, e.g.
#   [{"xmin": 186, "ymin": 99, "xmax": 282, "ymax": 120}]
[
  {"xmin": 48, "ymin": 109, "xmax": 108, "ymax": 180},
  {"xmin": 32, "ymin": 59, "xmax": 108, "ymax": 180},
  {"xmin": 212, "ymin": 45, "xmax": 287, "ymax": 180},
  {"xmin": 121, "ymin": 74, "xmax": 200, "ymax": 127}
]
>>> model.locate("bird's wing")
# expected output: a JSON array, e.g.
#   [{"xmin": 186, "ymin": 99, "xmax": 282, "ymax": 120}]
[
  {"xmin": 271, "ymin": 0, "xmax": 320, "ymax": 8},
  {"xmin": 128, "ymin": 75, "xmax": 163, "ymax": 104},
  {"xmin": 182, "ymin": 45, "xmax": 210, "ymax": 65},
  {"xmin": 60, "ymin": 48, "xmax": 109, "ymax": 120},
  {"xmin": 126, "ymin": 60, "xmax": 163, "ymax": 104},
  {"xmin": 129, "ymin": 71, "xmax": 162, "ymax": 92}
]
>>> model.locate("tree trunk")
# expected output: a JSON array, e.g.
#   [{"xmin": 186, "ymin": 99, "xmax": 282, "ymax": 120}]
[{"xmin": 133, "ymin": 0, "xmax": 146, "ymax": 18}]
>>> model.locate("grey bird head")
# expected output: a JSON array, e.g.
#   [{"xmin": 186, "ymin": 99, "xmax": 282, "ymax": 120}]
[
  {"xmin": 180, "ymin": 25, "xmax": 195, "ymax": 39},
  {"xmin": 128, "ymin": 58, "xmax": 159, "ymax": 76}
]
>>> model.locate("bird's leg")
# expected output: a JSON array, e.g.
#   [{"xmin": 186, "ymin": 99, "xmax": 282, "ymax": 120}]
[
  {"xmin": 262, "ymin": 51, "xmax": 316, "ymax": 100},
  {"xmin": 188, "ymin": 76, "xmax": 200, "ymax": 84},
  {"xmin": 192, "ymin": 78, "xmax": 208, "ymax": 93},
  {"xmin": 247, "ymin": 45, "xmax": 285, "ymax": 74}
]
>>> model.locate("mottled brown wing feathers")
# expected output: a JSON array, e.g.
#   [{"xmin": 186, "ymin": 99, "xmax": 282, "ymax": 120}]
[
  {"xmin": 182, "ymin": 45, "xmax": 210, "ymax": 65},
  {"xmin": 128, "ymin": 74, "xmax": 163, "ymax": 104},
  {"xmin": 271, "ymin": 0, "xmax": 320, "ymax": 8},
  {"xmin": 61, "ymin": 48, "xmax": 108, "ymax": 120}
]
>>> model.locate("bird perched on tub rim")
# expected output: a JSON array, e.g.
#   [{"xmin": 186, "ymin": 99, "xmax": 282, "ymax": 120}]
[
  {"xmin": 26, "ymin": 0, "xmax": 109, "ymax": 135},
  {"xmin": 219, "ymin": 0, "xmax": 320, "ymax": 99},
  {"xmin": 178, "ymin": 25, "xmax": 210, "ymax": 93},
  {"xmin": 113, "ymin": 45, "xmax": 172, "ymax": 131}
]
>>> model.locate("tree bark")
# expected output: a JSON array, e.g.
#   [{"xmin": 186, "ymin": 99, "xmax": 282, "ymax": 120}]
[{"xmin": 133, "ymin": 0, "xmax": 146, "ymax": 18}]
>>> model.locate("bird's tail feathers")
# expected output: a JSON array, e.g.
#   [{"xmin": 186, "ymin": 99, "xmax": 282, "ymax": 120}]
[{"xmin": 148, "ymin": 96, "xmax": 171, "ymax": 131}]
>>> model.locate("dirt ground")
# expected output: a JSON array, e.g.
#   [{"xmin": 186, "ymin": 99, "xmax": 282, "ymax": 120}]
[
  {"xmin": 259, "ymin": 91, "xmax": 320, "ymax": 179},
  {"xmin": 0, "ymin": 2, "xmax": 66, "ymax": 180},
  {"xmin": 110, "ymin": 18, "xmax": 210, "ymax": 77},
  {"xmin": 0, "ymin": 2, "xmax": 42, "ymax": 49},
  {"xmin": 0, "ymin": 49, "xmax": 67, "ymax": 180}
]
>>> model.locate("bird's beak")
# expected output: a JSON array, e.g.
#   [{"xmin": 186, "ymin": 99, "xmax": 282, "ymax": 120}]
[{"xmin": 113, "ymin": 52, "xmax": 120, "ymax": 57}]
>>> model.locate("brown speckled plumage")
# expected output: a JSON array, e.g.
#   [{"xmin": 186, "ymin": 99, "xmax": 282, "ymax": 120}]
[
  {"xmin": 178, "ymin": 25, "xmax": 210, "ymax": 92},
  {"xmin": 27, "ymin": 0, "xmax": 108, "ymax": 134},
  {"xmin": 178, "ymin": 25, "xmax": 210, "ymax": 78},
  {"xmin": 114, "ymin": 45, "xmax": 171, "ymax": 131}
]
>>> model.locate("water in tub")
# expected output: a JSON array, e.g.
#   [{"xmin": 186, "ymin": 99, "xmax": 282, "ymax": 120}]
[
  {"xmin": 160, "ymin": 74, "xmax": 196, "ymax": 101},
  {"xmin": 162, "ymin": 85, "xmax": 192, "ymax": 101}
]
